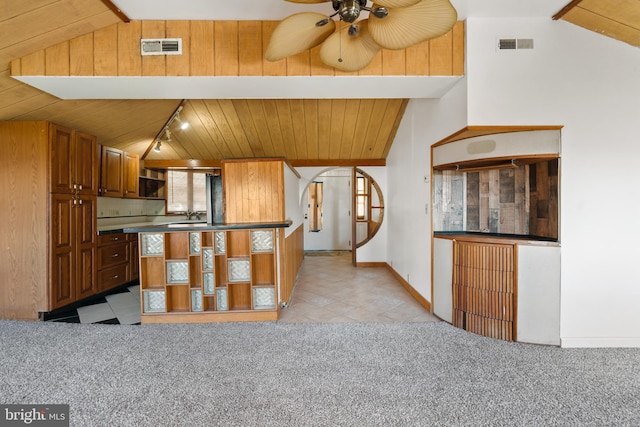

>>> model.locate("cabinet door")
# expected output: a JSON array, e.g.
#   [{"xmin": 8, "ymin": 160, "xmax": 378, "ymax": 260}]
[
  {"xmin": 49, "ymin": 124, "xmax": 74, "ymax": 194},
  {"xmin": 75, "ymin": 132, "xmax": 99, "ymax": 196},
  {"xmin": 123, "ymin": 152, "xmax": 139, "ymax": 198},
  {"xmin": 75, "ymin": 195, "xmax": 97, "ymax": 300},
  {"xmin": 50, "ymin": 194, "xmax": 75, "ymax": 310},
  {"xmin": 100, "ymin": 146, "xmax": 124, "ymax": 197}
]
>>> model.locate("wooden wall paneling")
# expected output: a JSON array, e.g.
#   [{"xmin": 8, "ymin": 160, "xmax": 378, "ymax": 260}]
[
  {"xmin": 382, "ymin": 49, "xmax": 406, "ymax": 75},
  {"xmin": 289, "ymin": 99, "xmax": 308, "ymax": 160},
  {"xmin": 287, "ymin": 51, "xmax": 311, "ymax": 76},
  {"xmin": 238, "ymin": 21, "xmax": 263, "ymax": 76},
  {"xmin": 370, "ymin": 98, "xmax": 404, "ymax": 159},
  {"xmin": 429, "ymin": 31, "xmax": 453, "ymax": 75},
  {"xmin": 245, "ymin": 100, "xmax": 277, "ymax": 157},
  {"xmin": 141, "ymin": 21, "xmax": 166, "ymax": 76},
  {"xmin": 328, "ymin": 99, "xmax": 347, "ymax": 158},
  {"xmin": 382, "ymin": 98, "xmax": 408, "ymax": 158},
  {"xmin": 166, "ymin": 20, "xmax": 190, "ymax": 76},
  {"xmin": 358, "ymin": 50, "xmax": 383, "ymax": 76},
  {"xmin": 479, "ymin": 170, "xmax": 489, "ymax": 232},
  {"xmin": 214, "ymin": 21, "xmax": 239, "ymax": 76},
  {"xmin": 202, "ymin": 100, "xmax": 237, "ymax": 158},
  {"xmin": 190, "ymin": 21, "xmax": 215, "ymax": 76},
  {"xmin": 303, "ymin": 99, "xmax": 319, "ymax": 159},
  {"xmin": 499, "ymin": 169, "xmax": 515, "ymax": 234},
  {"xmin": 207, "ymin": 100, "xmax": 245, "ymax": 158},
  {"xmin": 45, "ymin": 41, "xmax": 70, "ymax": 76},
  {"xmin": 117, "ymin": 21, "xmax": 142, "ymax": 76},
  {"xmin": 361, "ymin": 99, "xmax": 388, "ymax": 157},
  {"xmin": 515, "ymin": 165, "xmax": 528, "ymax": 234},
  {"xmin": 188, "ymin": 100, "xmax": 224, "ymax": 159},
  {"xmin": 262, "ymin": 100, "xmax": 287, "ymax": 156},
  {"xmin": 339, "ymin": 99, "xmax": 361, "ymax": 158},
  {"xmin": 350, "ymin": 100, "xmax": 374, "ymax": 158},
  {"xmin": 452, "ymin": 21, "xmax": 465, "ymax": 75},
  {"xmin": 467, "ymin": 172, "xmax": 480, "ymax": 231},
  {"xmin": 94, "ymin": 24, "xmax": 118, "ymax": 76},
  {"xmin": 317, "ymin": 100, "xmax": 332, "ymax": 159},
  {"xmin": 70, "ymin": 33, "xmax": 94, "ymax": 76},
  {"xmin": 218, "ymin": 99, "xmax": 254, "ymax": 157},
  {"xmin": 0, "ymin": 122, "xmax": 49, "ymax": 320},
  {"xmin": 281, "ymin": 224, "xmax": 304, "ymax": 305},
  {"xmin": 20, "ymin": 50, "xmax": 45, "ymax": 76},
  {"xmin": 309, "ymin": 45, "xmax": 334, "ymax": 76},
  {"xmin": 406, "ymin": 40, "xmax": 430, "ymax": 76},
  {"xmin": 261, "ymin": 21, "xmax": 287, "ymax": 76},
  {"xmin": 226, "ymin": 100, "xmax": 264, "ymax": 157},
  {"xmin": 548, "ymin": 159, "xmax": 559, "ymax": 239},
  {"xmin": 275, "ymin": 101, "xmax": 298, "ymax": 159}
]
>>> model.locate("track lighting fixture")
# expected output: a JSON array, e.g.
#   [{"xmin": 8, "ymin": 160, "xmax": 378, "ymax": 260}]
[
  {"xmin": 164, "ymin": 128, "xmax": 172, "ymax": 142},
  {"xmin": 153, "ymin": 140, "xmax": 162, "ymax": 152},
  {"xmin": 176, "ymin": 112, "xmax": 189, "ymax": 130}
]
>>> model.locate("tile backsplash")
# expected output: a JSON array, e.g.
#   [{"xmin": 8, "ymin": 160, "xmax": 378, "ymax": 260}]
[{"xmin": 97, "ymin": 197, "xmax": 165, "ymax": 218}]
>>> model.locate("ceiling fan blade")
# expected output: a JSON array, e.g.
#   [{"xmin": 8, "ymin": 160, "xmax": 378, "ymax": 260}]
[
  {"xmin": 319, "ymin": 20, "xmax": 381, "ymax": 72},
  {"xmin": 265, "ymin": 12, "xmax": 336, "ymax": 61},
  {"xmin": 285, "ymin": 0, "xmax": 331, "ymax": 3},
  {"xmin": 373, "ymin": 0, "xmax": 421, "ymax": 7},
  {"xmin": 368, "ymin": 0, "xmax": 457, "ymax": 50}
]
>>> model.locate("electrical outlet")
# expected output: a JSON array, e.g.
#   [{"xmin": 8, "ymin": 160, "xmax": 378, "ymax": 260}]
[{"xmin": 424, "ymin": 175, "xmax": 429, "ymax": 183}]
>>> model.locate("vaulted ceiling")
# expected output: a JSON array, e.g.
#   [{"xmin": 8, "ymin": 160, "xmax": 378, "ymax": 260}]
[{"xmin": 1, "ymin": 0, "xmax": 638, "ymax": 167}]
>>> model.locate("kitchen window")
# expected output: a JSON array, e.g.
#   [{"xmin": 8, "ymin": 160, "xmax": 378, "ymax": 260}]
[{"xmin": 166, "ymin": 171, "xmax": 207, "ymax": 214}]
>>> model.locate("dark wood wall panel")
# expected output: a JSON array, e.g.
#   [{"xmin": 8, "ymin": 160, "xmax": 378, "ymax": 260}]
[
  {"xmin": 529, "ymin": 159, "xmax": 559, "ymax": 240},
  {"xmin": 452, "ymin": 241, "xmax": 516, "ymax": 341}
]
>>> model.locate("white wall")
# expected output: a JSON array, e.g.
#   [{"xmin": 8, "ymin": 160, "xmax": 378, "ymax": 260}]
[
  {"xmin": 355, "ymin": 166, "xmax": 387, "ymax": 263},
  {"xmin": 465, "ymin": 17, "xmax": 640, "ymax": 347},
  {"xmin": 386, "ymin": 80, "xmax": 468, "ymax": 301},
  {"xmin": 283, "ymin": 164, "xmax": 303, "ymax": 238}
]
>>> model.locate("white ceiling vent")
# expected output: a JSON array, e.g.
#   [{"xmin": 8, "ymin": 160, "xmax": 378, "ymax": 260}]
[
  {"xmin": 497, "ymin": 38, "xmax": 534, "ymax": 51},
  {"xmin": 140, "ymin": 38, "xmax": 182, "ymax": 56}
]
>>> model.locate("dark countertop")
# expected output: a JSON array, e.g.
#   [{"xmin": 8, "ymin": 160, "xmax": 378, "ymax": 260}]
[
  {"xmin": 121, "ymin": 220, "xmax": 293, "ymax": 233},
  {"xmin": 434, "ymin": 231, "xmax": 559, "ymax": 246}
]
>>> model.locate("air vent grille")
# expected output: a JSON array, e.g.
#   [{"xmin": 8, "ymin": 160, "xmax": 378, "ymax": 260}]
[
  {"xmin": 498, "ymin": 38, "xmax": 534, "ymax": 50},
  {"xmin": 140, "ymin": 38, "xmax": 182, "ymax": 56}
]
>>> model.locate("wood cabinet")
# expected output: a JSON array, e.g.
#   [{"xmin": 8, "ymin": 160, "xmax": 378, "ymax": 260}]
[
  {"xmin": 97, "ymin": 233, "xmax": 131, "ymax": 292},
  {"xmin": 100, "ymin": 146, "xmax": 140, "ymax": 198},
  {"xmin": 123, "ymin": 152, "xmax": 140, "ymax": 198},
  {"xmin": 139, "ymin": 168, "xmax": 166, "ymax": 199},
  {"xmin": 138, "ymin": 227, "xmax": 281, "ymax": 323},
  {"xmin": 0, "ymin": 121, "xmax": 100, "ymax": 318}
]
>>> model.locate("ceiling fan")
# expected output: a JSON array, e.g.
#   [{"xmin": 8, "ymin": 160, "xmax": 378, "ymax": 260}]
[{"xmin": 265, "ymin": 0, "xmax": 458, "ymax": 72}]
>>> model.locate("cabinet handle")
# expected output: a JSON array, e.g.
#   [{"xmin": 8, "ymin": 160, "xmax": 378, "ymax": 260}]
[
  {"xmin": 78, "ymin": 199, "xmax": 83, "ymax": 205},
  {"xmin": 111, "ymin": 237, "xmax": 120, "ymax": 241},
  {"xmin": 72, "ymin": 198, "xmax": 77, "ymax": 206},
  {"xmin": 78, "ymin": 184, "xmax": 83, "ymax": 191},
  {"xmin": 111, "ymin": 275, "xmax": 119, "ymax": 279},
  {"xmin": 111, "ymin": 253, "xmax": 119, "ymax": 258}
]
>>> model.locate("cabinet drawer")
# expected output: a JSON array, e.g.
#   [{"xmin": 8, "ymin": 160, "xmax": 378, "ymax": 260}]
[
  {"xmin": 98, "ymin": 242, "xmax": 129, "ymax": 269},
  {"xmin": 98, "ymin": 263, "xmax": 128, "ymax": 292},
  {"xmin": 98, "ymin": 232, "xmax": 127, "ymax": 246}
]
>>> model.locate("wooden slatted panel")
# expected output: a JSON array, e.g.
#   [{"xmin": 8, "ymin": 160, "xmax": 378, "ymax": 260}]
[
  {"xmin": 12, "ymin": 20, "xmax": 464, "ymax": 78},
  {"xmin": 222, "ymin": 159, "xmax": 285, "ymax": 224},
  {"xmin": 452, "ymin": 240, "xmax": 516, "ymax": 342}
]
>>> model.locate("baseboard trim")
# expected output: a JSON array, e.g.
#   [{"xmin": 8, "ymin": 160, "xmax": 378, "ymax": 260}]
[
  {"xmin": 560, "ymin": 337, "xmax": 640, "ymax": 348},
  {"xmin": 385, "ymin": 264, "xmax": 431, "ymax": 312},
  {"xmin": 356, "ymin": 262, "xmax": 386, "ymax": 268}
]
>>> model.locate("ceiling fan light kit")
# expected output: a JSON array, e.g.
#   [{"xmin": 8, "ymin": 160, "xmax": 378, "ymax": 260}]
[{"xmin": 267, "ymin": 0, "xmax": 457, "ymax": 71}]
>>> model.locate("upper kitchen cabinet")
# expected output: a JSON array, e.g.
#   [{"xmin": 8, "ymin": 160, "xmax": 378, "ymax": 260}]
[
  {"xmin": 100, "ymin": 146, "xmax": 139, "ymax": 198},
  {"xmin": 49, "ymin": 124, "xmax": 99, "ymax": 196}
]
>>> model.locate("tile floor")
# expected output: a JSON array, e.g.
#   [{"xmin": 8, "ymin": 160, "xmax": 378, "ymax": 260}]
[
  {"xmin": 278, "ymin": 252, "xmax": 440, "ymax": 323},
  {"xmin": 45, "ymin": 252, "xmax": 439, "ymax": 325}
]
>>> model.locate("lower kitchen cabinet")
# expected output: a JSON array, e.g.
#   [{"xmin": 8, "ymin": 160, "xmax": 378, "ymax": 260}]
[{"xmin": 97, "ymin": 232, "xmax": 131, "ymax": 292}]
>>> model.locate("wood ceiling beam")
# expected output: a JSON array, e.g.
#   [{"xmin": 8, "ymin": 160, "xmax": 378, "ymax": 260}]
[
  {"xmin": 100, "ymin": 0, "xmax": 131, "ymax": 23},
  {"xmin": 553, "ymin": 0, "xmax": 584, "ymax": 20}
]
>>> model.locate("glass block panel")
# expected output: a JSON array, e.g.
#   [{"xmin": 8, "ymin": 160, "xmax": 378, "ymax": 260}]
[
  {"xmin": 143, "ymin": 291, "xmax": 165, "ymax": 313},
  {"xmin": 214, "ymin": 231, "xmax": 226, "ymax": 254},
  {"xmin": 253, "ymin": 287, "xmax": 276, "ymax": 310},
  {"xmin": 216, "ymin": 288, "xmax": 228, "ymax": 311},
  {"xmin": 203, "ymin": 272, "xmax": 215, "ymax": 295},
  {"xmin": 228, "ymin": 259, "xmax": 250, "ymax": 282},
  {"xmin": 191, "ymin": 289, "xmax": 203, "ymax": 312},
  {"xmin": 202, "ymin": 248, "xmax": 214, "ymax": 271},
  {"xmin": 189, "ymin": 232, "xmax": 201, "ymax": 255},
  {"xmin": 141, "ymin": 233, "xmax": 164, "ymax": 256},
  {"xmin": 251, "ymin": 230, "xmax": 273, "ymax": 252},
  {"xmin": 166, "ymin": 261, "xmax": 189, "ymax": 284}
]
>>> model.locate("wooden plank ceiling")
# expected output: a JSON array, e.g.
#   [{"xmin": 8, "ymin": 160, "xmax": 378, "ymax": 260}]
[{"xmin": 1, "ymin": 0, "xmax": 638, "ymax": 168}]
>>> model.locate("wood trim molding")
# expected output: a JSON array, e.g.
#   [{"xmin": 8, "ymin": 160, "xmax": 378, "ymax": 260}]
[
  {"xmin": 142, "ymin": 159, "xmax": 221, "ymax": 170},
  {"xmin": 432, "ymin": 125, "xmax": 564, "ymax": 148},
  {"xmin": 289, "ymin": 159, "xmax": 386, "ymax": 167},
  {"xmin": 553, "ymin": 0, "xmax": 584, "ymax": 20},
  {"xmin": 100, "ymin": 0, "xmax": 131, "ymax": 23},
  {"xmin": 385, "ymin": 264, "xmax": 432, "ymax": 312}
]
